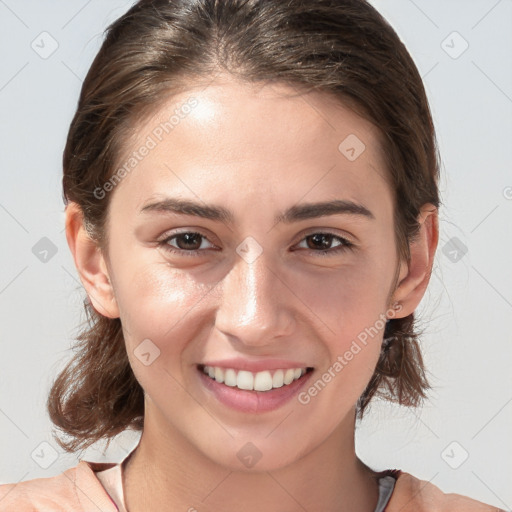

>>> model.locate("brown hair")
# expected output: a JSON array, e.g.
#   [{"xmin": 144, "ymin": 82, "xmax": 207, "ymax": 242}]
[{"xmin": 49, "ymin": 0, "xmax": 440, "ymax": 454}]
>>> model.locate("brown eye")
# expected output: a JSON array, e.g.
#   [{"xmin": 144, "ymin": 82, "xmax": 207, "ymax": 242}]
[
  {"xmin": 295, "ymin": 232, "xmax": 354, "ymax": 257},
  {"xmin": 172, "ymin": 232, "xmax": 203, "ymax": 250},
  {"xmin": 159, "ymin": 231, "xmax": 215, "ymax": 257},
  {"xmin": 306, "ymin": 233, "xmax": 337, "ymax": 250}
]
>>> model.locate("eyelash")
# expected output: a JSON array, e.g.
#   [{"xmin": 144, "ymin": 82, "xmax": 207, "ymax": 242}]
[{"xmin": 157, "ymin": 231, "xmax": 355, "ymax": 258}]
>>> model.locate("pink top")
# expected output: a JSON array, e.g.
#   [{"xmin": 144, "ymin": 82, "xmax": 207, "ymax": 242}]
[
  {"xmin": 0, "ymin": 448, "xmax": 503, "ymax": 511},
  {"xmin": 95, "ymin": 449, "xmax": 397, "ymax": 512}
]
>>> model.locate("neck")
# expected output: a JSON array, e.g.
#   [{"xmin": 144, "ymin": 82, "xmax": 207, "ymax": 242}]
[{"xmin": 123, "ymin": 405, "xmax": 379, "ymax": 512}]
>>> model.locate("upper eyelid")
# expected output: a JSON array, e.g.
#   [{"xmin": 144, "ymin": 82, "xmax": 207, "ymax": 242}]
[
  {"xmin": 161, "ymin": 229, "xmax": 355, "ymax": 248},
  {"xmin": 160, "ymin": 229, "xmax": 217, "ymax": 246},
  {"xmin": 294, "ymin": 229, "xmax": 355, "ymax": 244}
]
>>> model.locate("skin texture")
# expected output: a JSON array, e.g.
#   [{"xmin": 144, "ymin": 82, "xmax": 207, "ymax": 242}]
[{"xmin": 66, "ymin": 76, "xmax": 438, "ymax": 512}]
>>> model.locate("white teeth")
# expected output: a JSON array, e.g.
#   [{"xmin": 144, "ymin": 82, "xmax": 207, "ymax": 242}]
[
  {"xmin": 224, "ymin": 369, "xmax": 237, "ymax": 387},
  {"xmin": 214, "ymin": 367, "xmax": 224, "ymax": 383},
  {"xmin": 283, "ymin": 368, "xmax": 295, "ymax": 385},
  {"xmin": 253, "ymin": 370, "xmax": 273, "ymax": 391},
  {"xmin": 202, "ymin": 365, "xmax": 308, "ymax": 392},
  {"xmin": 237, "ymin": 370, "xmax": 254, "ymax": 390},
  {"xmin": 272, "ymin": 369, "xmax": 284, "ymax": 388}
]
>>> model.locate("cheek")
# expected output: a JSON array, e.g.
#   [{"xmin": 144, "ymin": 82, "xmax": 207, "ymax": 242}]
[
  {"xmin": 113, "ymin": 261, "xmax": 207, "ymax": 348},
  {"xmin": 117, "ymin": 263, "xmax": 210, "ymax": 401},
  {"xmin": 291, "ymin": 252, "xmax": 395, "ymax": 337},
  {"xmin": 297, "ymin": 273, "xmax": 389, "ymax": 419},
  {"xmin": 294, "ymin": 252, "xmax": 393, "ymax": 394}
]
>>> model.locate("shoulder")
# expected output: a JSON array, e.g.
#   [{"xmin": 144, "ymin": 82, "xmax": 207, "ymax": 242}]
[
  {"xmin": 0, "ymin": 460, "xmax": 118, "ymax": 512},
  {"xmin": 385, "ymin": 470, "xmax": 506, "ymax": 512}
]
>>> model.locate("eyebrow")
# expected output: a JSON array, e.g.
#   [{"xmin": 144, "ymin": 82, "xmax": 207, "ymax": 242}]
[{"xmin": 139, "ymin": 197, "xmax": 375, "ymax": 224}]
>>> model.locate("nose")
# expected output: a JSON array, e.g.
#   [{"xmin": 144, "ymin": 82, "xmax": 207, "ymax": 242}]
[{"xmin": 214, "ymin": 246, "xmax": 296, "ymax": 348}]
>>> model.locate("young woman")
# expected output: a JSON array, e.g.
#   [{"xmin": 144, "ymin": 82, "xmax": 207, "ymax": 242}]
[{"xmin": 0, "ymin": 1, "xmax": 504, "ymax": 510}]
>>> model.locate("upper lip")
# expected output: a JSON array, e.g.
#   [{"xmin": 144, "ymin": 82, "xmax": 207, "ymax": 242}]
[{"xmin": 199, "ymin": 357, "xmax": 313, "ymax": 373}]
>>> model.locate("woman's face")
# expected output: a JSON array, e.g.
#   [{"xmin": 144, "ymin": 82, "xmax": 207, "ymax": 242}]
[{"xmin": 100, "ymin": 77, "xmax": 404, "ymax": 470}]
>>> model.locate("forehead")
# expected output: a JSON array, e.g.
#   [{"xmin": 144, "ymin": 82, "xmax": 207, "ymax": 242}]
[
  {"xmin": 139, "ymin": 79, "xmax": 382, "ymax": 157},
  {"xmin": 108, "ymin": 78, "xmax": 390, "ymax": 218}
]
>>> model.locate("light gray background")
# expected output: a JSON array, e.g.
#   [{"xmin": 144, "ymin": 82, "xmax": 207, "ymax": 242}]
[{"xmin": 0, "ymin": 0, "xmax": 511, "ymax": 508}]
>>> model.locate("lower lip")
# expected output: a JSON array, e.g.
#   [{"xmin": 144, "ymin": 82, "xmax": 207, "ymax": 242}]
[{"xmin": 197, "ymin": 367, "xmax": 314, "ymax": 413}]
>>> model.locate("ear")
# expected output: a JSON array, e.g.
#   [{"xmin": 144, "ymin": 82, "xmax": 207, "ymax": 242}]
[
  {"xmin": 64, "ymin": 201, "xmax": 120, "ymax": 319},
  {"xmin": 390, "ymin": 203, "xmax": 439, "ymax": 318}
]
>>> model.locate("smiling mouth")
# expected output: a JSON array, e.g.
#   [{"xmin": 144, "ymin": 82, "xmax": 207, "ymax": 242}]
[{"xmin": 197, "ymin": 364, "xmax": 314, "ymax": 392}]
